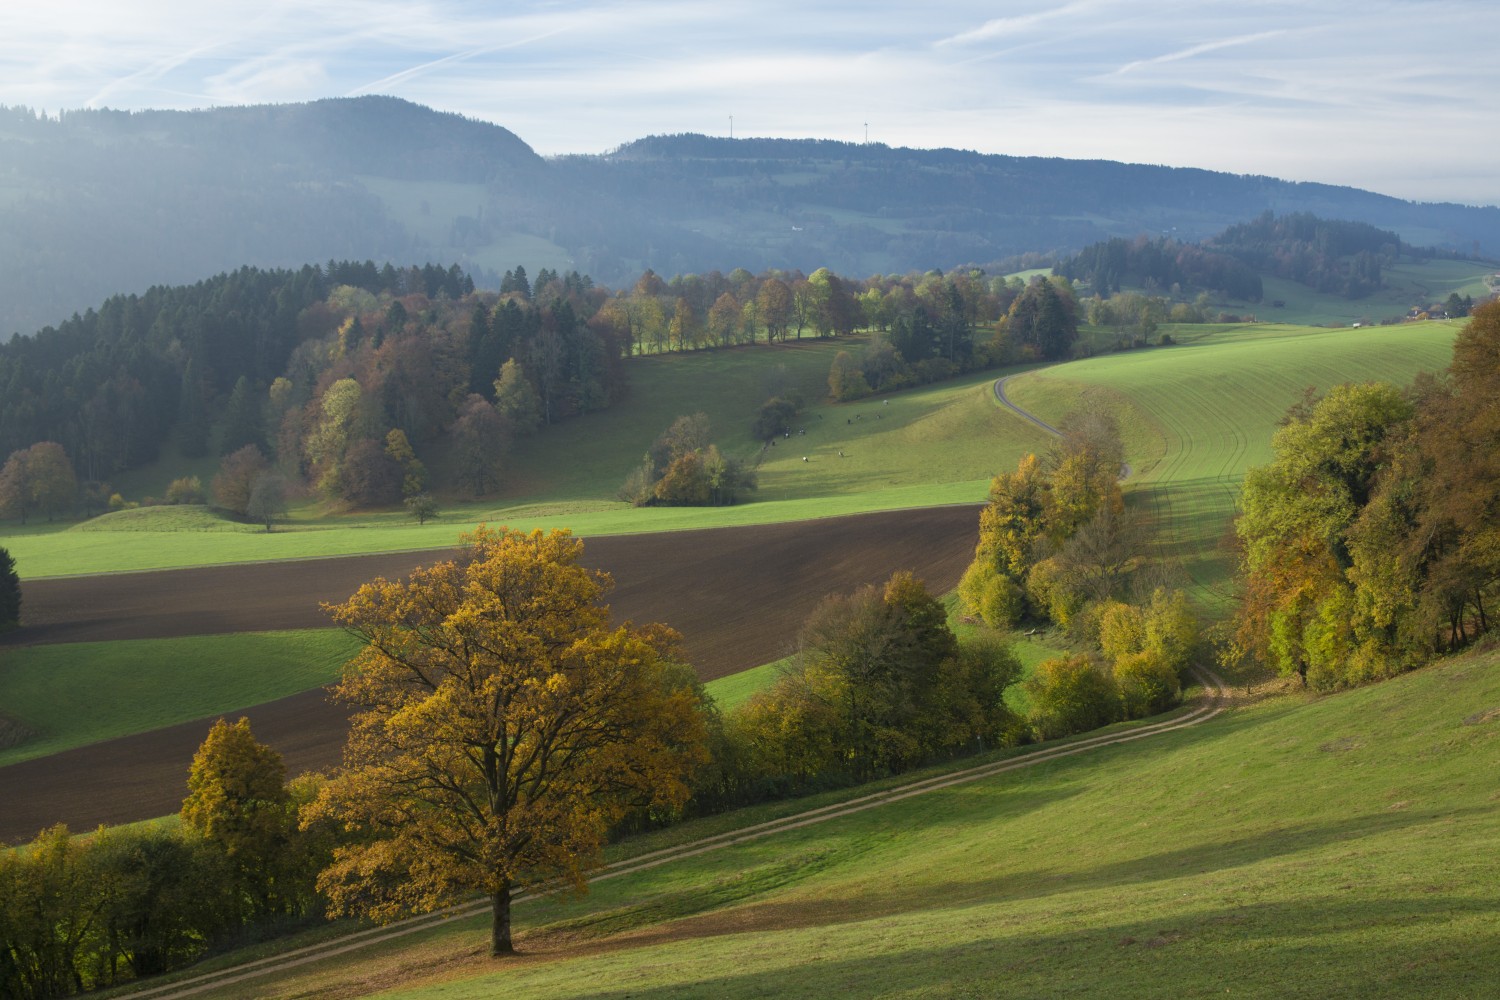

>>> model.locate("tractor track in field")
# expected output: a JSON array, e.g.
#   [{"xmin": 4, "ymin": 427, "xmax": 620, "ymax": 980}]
[
  {"xmin": 994, "ymin": 373, "xmax": 1133, "ymax": 478},
  {"xmin": 120, "ymin": 666, "xmax": 1230, "ymax": 1000}
]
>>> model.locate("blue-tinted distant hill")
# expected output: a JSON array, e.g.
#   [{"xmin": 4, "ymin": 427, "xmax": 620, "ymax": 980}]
[{"xmin": 2, "ymin": 97, "xmax": 1497, "ymax": 335}]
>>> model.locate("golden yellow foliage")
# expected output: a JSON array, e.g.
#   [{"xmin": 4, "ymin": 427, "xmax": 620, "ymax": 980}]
[{"xmin": 308, "ymin": 526, "xmax": 709, "ymax": 955}]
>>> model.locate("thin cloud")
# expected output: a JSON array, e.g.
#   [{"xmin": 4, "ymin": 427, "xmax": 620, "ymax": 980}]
[
  {"xmin": 1110, "ymin": 29, "xmax": 1287, "ymax": 76},
  {"xmin": 936, "ymin": 2, "xmax": 1102, "ymax": 47},
  {"xmin": 346, "ymin": 34, "xmax": 566, "ymax": 97},
  {"xmin": 0, "ymin": 1, "xmax": 1496, "ymax": 204}
]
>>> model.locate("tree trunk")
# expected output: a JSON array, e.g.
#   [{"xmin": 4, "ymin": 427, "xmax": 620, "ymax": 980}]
[{"xmin": 490, "ymin": 884, "xmax": 513, "ymax": 956}]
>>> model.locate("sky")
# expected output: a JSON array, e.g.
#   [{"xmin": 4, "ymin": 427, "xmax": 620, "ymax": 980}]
[{"xmin": 4, "ymin": 0, "xmax": 1499, "ymax": 206}]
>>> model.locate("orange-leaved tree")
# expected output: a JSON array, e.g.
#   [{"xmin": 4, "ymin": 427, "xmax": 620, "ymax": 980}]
[{"xmin": 308, "ymin": 526, "xmax": 710, "ymax": 956}]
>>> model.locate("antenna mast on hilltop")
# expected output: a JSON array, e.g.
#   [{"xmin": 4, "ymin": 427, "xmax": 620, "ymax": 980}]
[
  {"xmin": 864, "ymin": 122, "xmax": 868, "ymax": 144},
  {"xmin": 729, "ymin": 115, "xmax": 734, "ymax": 140}
]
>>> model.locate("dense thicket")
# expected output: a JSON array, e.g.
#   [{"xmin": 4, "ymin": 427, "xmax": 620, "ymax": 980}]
[
  {"xmin": 715, "ymin": 572, "xmax": 1025, "ymax": 801},
  {"xmin": 1230, "ymin": 301, "xmax": 1500, "ymax": 689}
]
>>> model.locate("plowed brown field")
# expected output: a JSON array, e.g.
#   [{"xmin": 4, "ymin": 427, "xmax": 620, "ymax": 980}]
[{"xmin": 0, "ymin": 505, "xmax": 980, "ymax": 841}]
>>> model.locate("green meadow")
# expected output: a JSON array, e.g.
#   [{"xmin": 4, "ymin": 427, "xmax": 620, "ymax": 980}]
[
  {"xmin": 1003, "ymin": 322, "xmax": 1459, "ymax": 609},
  {"xmin": 5, "ymin": 316, "xmax": 1492, "ymax": 998},
  {"xmin": 1217, "ymin": 258, "xmax": 1493, "ymax": 327},
  {"xmin": 5, "ymin": 322, "xmax": 1455, "ymax": 582},
  {"xmin": 0, "ymin": 630, "xmax": 359, "ymax": 767},
  {"xmin": 2, "ymin": 342, "xmax": 1050, "ymax": 579},
  {"xmin": 171, "ymin": 644, "xmax": 1500, "ymax": 1000}
]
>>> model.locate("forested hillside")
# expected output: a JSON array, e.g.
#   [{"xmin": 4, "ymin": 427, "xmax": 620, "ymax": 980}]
[
  {"xmin": 4, "ymin": 97, "xmax": 1500, "ymax": 335},
  {"xmin": 0, "ymin": 259, "xmax": 1058, "ymax": 514}
]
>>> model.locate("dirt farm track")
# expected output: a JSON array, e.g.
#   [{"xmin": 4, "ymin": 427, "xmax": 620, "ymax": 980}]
[{"xmin": 0, "ymin": 505, "xmax": 980, "ymax": 841}]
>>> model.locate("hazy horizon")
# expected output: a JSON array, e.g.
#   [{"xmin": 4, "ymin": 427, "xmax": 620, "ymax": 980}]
[{"xmin": 4, "ymin": 1, "xmax": 1498, "ymax": 207}]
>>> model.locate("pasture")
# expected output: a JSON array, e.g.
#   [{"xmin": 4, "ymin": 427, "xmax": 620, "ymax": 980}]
[
  {"xmin": 163, "ymin": 644, "xmax": 1500, "ymax": 1000},
  {"xmin": 3, "ymin": 321, "xmax": 1456, "ymax": 583},
  {"xmin": 1213, "ymin": 257, "xmax": 1493, "ymax": 327},
  {"xmin": 0, "ymin": 319, "xmax": 1463, "ymax": 834},
  {"xmin": 1003, "ymin": 322, "xmax": 1459, "ymax": 608}
]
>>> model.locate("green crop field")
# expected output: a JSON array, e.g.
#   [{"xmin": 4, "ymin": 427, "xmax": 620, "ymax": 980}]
[
  {"xmin": 0, "ymin": 630, "xmax": 358, "ymax": 767},
  {"xmin": 1003, "ymin": 322, "xmax": 1459, "ymax": 609},
  {"xmin": 165, "ymin": 644, "xmax": 1500, "ymax": 1000}
]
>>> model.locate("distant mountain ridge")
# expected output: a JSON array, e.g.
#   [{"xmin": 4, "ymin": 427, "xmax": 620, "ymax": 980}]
[{"xmin": 1, "ymin": 96, "xmax": 1496, "ymax": 335}]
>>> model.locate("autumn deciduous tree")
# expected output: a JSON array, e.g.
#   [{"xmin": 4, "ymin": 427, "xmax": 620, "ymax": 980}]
[
  {"xmin": 181, "ymin": 718, "xmax": 303, "ymax": 925},
  {"xmin": 1024, "ymin": 655, "xmax": 1122, "ymax": 740},
  {"xmin": 1231, "ymin": 382, "xmax": 1413, "ymax": 686},
  {"xmin": 0, "ymin": 442, "xmax": 78, "ymax": 523},
  {"xmin": 246, "ymin": 472, "xmax": 289, "ymax": 531},
  {"xmin": 492, "ymin": 359, "xmax": 543, "ymax": 434},
  {"xmin": 451, "ymin": 394, "xmax": 511, "ymax": 497},
  {"xmin": 309, "ymin": 527, "xmax": 710, "ymax": 956},
  {"xmin": 757, "ymin": 277, "xmax": 794, "ymax": 342},
  {"xmin": 212, "ymin": 444, "xmax": 271, "ymax": 517}
]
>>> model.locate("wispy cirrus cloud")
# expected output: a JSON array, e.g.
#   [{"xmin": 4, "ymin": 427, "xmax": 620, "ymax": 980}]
[{"xmin": 1, "ymin": 0, "xmax": 1497, "ymax": 204}]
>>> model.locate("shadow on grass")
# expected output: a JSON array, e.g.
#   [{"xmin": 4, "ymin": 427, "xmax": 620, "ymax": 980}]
[{"xmin": 554, "ymin": 888, "xmax": 1500, "ymax": 1000}]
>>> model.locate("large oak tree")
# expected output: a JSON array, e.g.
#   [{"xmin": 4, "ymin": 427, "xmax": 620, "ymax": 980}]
[{"xmin": 309, "ymin": 527, "xmax": 709, "ymax": 955}]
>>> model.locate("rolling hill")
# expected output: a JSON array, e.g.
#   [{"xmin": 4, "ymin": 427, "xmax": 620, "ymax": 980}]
[{"xmin": 4, "ymin": 96, "xmax": 1500, "ymax": 336}]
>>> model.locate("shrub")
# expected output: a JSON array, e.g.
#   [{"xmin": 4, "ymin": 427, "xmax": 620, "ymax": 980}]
[
  {"xmin": 957, "ymin": 561, "xmax": 1024, "ymax": 630},
  {"xmin": 1113, "ymin": 650, "xmax": 1181, "ymax": 718},
  {"xmin": 164, "ymin": 476, "xmax": 204, "ymax": 505},
  {"xmin": 1024, "ymin": 654, "xmax": 1122, "ymax": 740}
]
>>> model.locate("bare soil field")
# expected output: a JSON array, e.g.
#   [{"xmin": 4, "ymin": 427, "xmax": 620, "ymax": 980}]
[{"xmin": 0, "ymin": 506, "xmax": 980, "ymax": 841}]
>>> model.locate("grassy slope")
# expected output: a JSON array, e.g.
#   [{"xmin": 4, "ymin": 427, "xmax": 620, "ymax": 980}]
[
  {"xmin": 1004, "ymin": 322, "xmax": 1459, "ymax": 610},
  {"xmin": 0, "ymin": 635, "xmax": 819, "ymax": 767},
  {"xmin": 183, "ymin": 646, "xmax": 1500, "ymax": 1000}
]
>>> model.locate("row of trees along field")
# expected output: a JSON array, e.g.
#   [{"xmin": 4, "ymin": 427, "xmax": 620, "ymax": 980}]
[
  {"xmin": 3, "ymin": 525, "xmax": 1107, "ymax": 992},
  {"xmin": 1227, "ymin": 300, "xmax": 1500, "ymax": 689},
  {"xmin": 0, "ymin": 260, "xmax": 1078, "ymax": 515}
]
